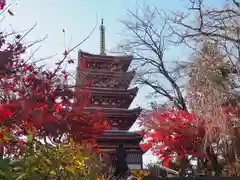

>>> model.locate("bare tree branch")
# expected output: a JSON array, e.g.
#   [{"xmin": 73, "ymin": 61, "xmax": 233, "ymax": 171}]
[
  {"xmin": 119, "ymin": 5, "xmax": 188, "ymax": 111},
  {"xmin": 167, "ymin": 0, "xmax": 240, "ymax": 63}
]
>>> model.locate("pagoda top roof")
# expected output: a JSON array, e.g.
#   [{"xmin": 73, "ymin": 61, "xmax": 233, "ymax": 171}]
[{"xmin": 79, "ymin": 51, "xmax": 133, "ymax": 62}]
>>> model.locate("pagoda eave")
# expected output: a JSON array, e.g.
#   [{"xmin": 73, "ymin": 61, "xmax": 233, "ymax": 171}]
[
  {"xmin": 82, "ymin": 87, "xmax": 138, "ymax": 97},
  {"xmin": 81, "ymin": 107, "xmax": 142, "ymax": 117},
  {"xmin": 71, "ymin": 107, "xmax": 141, "ymax": 130},
  {"xmin": 77, "ymin": 68, "xmax": 135, "ymax": 78},
  {"xmin": 101, "ymin": 130, "xmax": 142, "ymax": 136},
  {"xmin": 98, "ymin": 132, "xmax": 142, "ymax": 139},
  {"xmin": 98, "ymin": 146, "xmax": 143, "ymax": 153}
]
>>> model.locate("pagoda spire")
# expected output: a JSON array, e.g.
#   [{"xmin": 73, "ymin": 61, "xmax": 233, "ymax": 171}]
[{"xmin": 99, "ymin": 18, "xmax": 106, "ymax": 55}]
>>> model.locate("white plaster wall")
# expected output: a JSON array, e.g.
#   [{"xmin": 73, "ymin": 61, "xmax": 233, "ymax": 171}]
[{"xmin": 128, "ymin": 164, "xmax": 141, "ymax": 170}]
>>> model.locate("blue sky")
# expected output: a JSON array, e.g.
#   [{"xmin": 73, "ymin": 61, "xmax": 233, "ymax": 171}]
[
  {"xmin": 1, "ymin": 0, "xmax": 223, "ymax": 108},
  {"xmin": 1, "ymin": 0, "xmax": 224, "ymax": 166}
]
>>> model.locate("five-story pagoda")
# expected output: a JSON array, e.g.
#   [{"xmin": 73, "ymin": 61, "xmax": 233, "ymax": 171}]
[{"xmin": 75, "ymin": 19, "xmax": 143, "ymax": 169}]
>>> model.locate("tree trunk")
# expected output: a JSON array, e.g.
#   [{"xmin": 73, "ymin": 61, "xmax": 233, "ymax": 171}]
[
  {"xmin": 206, "ymin": 146, "xmax": 222, "ymax": 176},
  {"xmin": 0, "ymin": 140, "xmax": 3, "ymax": 159},
  {"xmin": 179, "ymin": 155, "xmax": 189, "ymax": 177}
]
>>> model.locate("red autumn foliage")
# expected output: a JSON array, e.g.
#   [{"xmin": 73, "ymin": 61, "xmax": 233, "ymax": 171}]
[
  {"xmin": 0, "ymin": 32, "xmax": 109, "ymax": 156},
  {"xmin": 0, "ymin": 105, "xmax": 13, "ymax": 121},
  {"xmin": 140, "ymin": 102, "xmax": 240, "ymax": 169},
  {"xmin": 140, "ymin": 109, "xmax": 206, "ymax": 162}
]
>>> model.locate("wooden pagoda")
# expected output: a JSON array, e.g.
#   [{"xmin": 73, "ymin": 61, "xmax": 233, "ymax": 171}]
[{"xmin": 75, "ymin": 19, "xmax": 143, "ymax": 169}]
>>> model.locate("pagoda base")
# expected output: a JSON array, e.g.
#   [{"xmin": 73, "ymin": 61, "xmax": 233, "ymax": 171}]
[{"xmin": 97, "ymin": 130, "xmax": 143, "ymax": 169}]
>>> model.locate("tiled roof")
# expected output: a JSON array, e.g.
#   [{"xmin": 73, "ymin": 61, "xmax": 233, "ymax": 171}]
[
  {"xmin": 83, "ymin": 107, "xmax": 141, "ymax": 114},
  {"xmin": 98, "ymin": 130, "xmax": 142, "ymax": 139},
  {"xmin": 79, "ymin": 51, "xmax": 133, "ymax": 62},
  {"xmin": 76, "ymin": 68, "xmax": 135, "ymax": 78},
  {"xmin": 81, "ymin": 86, "xmax": 138, "ymax": 95}
]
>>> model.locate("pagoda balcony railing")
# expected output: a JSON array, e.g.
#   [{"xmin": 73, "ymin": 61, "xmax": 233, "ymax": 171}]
[
  {"xmin": 86, "ymin": 62, "xmax": 127, "ymax": 72},
  {"xmin": 76, "ymin": 81, "xmax": 128, "ymax": 90},
  {"xmin": 89, "ymin": 79, "xmax": 130, "ymax": 89},
  {"xmin": 79, "ymin": 60, "xmax": 130, "ymax": 72},
  {"xmin": 76, "ymin": 77, "xmax": 132, "ymax": 90},
  {"xmin": 100, "ymin": 117, "xmax": 137, "ymax": 130},
  {"xmin": 76, "ymin": 69, "xmax": 134, "ymax": 89},
  {"xmin": 107, "ymin": 117, "xmax": 137, "ymax": 130},
  {"xmin": 100, "ymin": 152, "xmax": 142, "ymax": 165},
  {"xmin": 87, "ymin": 97, "xmax": 133, "ymax": 109}
]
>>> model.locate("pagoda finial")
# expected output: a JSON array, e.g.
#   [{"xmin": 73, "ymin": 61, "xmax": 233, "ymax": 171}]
[{"xmin": 100, "ymin": 18, "xmax": 106, "ymax": 55}]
